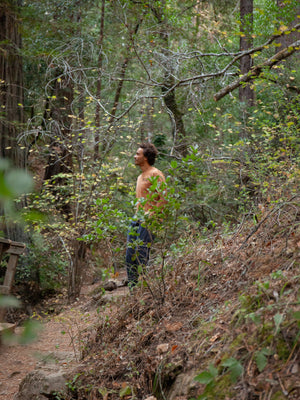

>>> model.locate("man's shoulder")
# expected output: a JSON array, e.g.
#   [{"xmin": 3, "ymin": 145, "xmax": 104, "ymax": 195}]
[{"xmin": 150, "ymin": 167, "xmax": 165, "ymax": 180}]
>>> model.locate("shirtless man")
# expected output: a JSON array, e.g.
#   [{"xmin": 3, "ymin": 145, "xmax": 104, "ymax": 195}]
[{"xmin": 126, "ymin": 142, "xmax": 165, "ymax": 289}]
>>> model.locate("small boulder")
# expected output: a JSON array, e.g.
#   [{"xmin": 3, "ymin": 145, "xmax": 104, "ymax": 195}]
[
  {"xmin": 103, "ymin": 280, "xmax": 118, "ymax": 291},
  {"xmin": 14, "ymin": 369, "xmax": 67, "ymax": 400}
]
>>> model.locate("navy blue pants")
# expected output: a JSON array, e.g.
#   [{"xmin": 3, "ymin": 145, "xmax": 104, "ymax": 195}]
[{"xmin": 125, "ymin": 220, "xmax": 153, "ymax": 288}]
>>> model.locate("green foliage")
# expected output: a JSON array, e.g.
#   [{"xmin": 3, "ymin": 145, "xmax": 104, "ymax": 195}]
[
  {"xmin": 84, "ymin": 196, "xmax": 128, "ymax": 270},
  {"xmin": 161, "ymin": 148, "xmax": 240, "ymax": 229},
  {"xmin": 192, "ymin": 266, "xmax": 299, "ymax": 399},
  {"xmin": 0, "ymin": 158, "xmax": 33, "ymax": 217},
  {"xmin": 24, "ymin": 161, "xmax": 131, "ymax": 295},
  {"xmin": 0, "ymin": 294, "xmax": 20, "ymax": 308},
  {"xmin": 87, "ymin": 198, "xmax": 128, "ymax": 242},
  {"xmin": 1, "ymin": 318, "xmax": 42, "ymax": 345},
  {"xmin": 214, "ymin": 91, "xmax": 300, "ymax": 214},
  {"xmin": 233, "ymin": 272, "xmax": 300, "ymax": 372},
  {"xmin": 221, "ymin": 357, "xmax": 243, "ymax": 382},
  {"xmin": 0, "ymin": 157, "xmax": 44, "ymax": 345},
  {"xmin": 255, "ymin": 347, "xmax": 273, "ymax": 372},
  {"xmin": 119, "ymin": 384, "xmax": 133, "ymax": 398},
  {"xmin": 194, "ymin": 364, "xmax": 218, "ymax": 386},
  {"xmin": 66, "ymin": 373, "xmax": 82, "ymax": 393},
  {"xmin": 194, "ymin": 358, "xmax": 243, "ymax": 399},
  {"xmin": 18, "ymin": 319, "xmax": 42, "ymax": 344},
  {"xmin": 17, "ymin": 232, "xmax": 67, "ymax": 294},
  {"xmin": 11, "ymin": 0, "xmax": 299, "ymax": 301}
]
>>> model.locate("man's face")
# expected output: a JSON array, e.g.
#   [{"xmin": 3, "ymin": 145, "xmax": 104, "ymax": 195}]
[{"xmin": 134, "ymin": 148, "xmax": 146, "ymax": 166}]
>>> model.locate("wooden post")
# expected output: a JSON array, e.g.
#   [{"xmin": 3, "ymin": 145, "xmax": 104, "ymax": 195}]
[
  {"xmin": 0, "ymin": 239, "xmax": 11, "ymax": 261},
  {"xmin": 0, "ymin": 238, "xmax": 26, "ymax": 322}
]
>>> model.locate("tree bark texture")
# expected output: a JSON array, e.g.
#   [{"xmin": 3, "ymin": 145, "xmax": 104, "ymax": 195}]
[
  {"xmin": 68, "ymin": 239, "xmax": 87, "ymax": 302},
  {"xmin": 94, "ymin": 0, "xmax": 105, "ymax": 161},
  {"xmin": 239, "ymin": 0, "xmax": 254, "ymax": 107},
  {"xmin": 0, "ymin": 0, "xmax": 25, "ymax": 168},
  {"xmin": 0, "ymin": 1, "xmax": 29, "ymax": 242},
  {"xmin": 43, "ymin": 73, "xmax": 74, "ymax": 218}
]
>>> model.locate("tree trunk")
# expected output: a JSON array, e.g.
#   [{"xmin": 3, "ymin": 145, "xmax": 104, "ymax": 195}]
[
  {"xmin": 43, "ymin": 73, "xmax": 74, "ymax": 189},
  {"xmin": 0, "ymin": 0, "xmax": 28, "ymax": 242},
  {"xmin": 42, "ymin": 72, "xmax": 88, "ymax": 302},
  {"xmin": 276, "ymin": 0, "xmax": 300, "ymax": 61},
  {"xmin": 94, "ymin": 0, "xmax": 105, "ymax": 161},
  {"xmin": 162, "ymin": 77, "xmax": 187, "ymax": 156},
  {"xmin": 68, "ymin": 239, "xmax": 86, "ymax": 302},
  {"xmin": 150, "ymin": 1, "xmax": 187, "ymax": 156},
  {"xmin": 0, "ymin": 1, "xmax": 25, "ymax": 168},
  {"xmin": 239, "ymin": 0, "xmax": 254, "ymax": 136}
]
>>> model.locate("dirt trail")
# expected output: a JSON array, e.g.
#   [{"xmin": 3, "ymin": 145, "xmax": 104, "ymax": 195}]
[
  {"xmin": 0, "ymin": 315, "xmax": 76, "ymax": 400},
  {"xmin": 0, "ymin": 283, "xmax": 129, "ymax": 400}
]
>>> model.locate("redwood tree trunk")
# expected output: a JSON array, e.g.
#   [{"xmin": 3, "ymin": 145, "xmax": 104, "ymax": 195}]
[
  {"xmin": 0, "ymin": 0, "xmax": 27, "ymax": 242},
  {"xmin": 0, "ymin": 0, "xmax": 25, "ymax": 168}
]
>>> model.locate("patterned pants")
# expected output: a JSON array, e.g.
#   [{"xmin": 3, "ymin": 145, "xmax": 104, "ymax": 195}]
[{"xmin": 125, "ymin": 220, "xmax": 153, "ymax": 288}]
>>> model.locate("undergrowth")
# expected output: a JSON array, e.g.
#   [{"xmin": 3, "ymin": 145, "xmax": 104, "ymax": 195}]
[{"xmin": 59, "ymin": 195, "xmax": 299, "ymax": 400}]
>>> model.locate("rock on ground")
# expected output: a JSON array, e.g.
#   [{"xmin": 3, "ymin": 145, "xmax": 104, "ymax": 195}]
[{"xmin": 14, "ymin": 369, "xmax": 67, "ymax": 400}]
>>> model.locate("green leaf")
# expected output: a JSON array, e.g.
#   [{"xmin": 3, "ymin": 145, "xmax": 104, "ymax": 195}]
[
  {"xmin": 292, "ymin": 311, "xmax": 300, "ymax": 321},
  {"xmin": 247, "ymin": 312, "xmax": 261, "ymax": 325},
  {"xmin": 6, "ymin": 169, "xmax": 33, "ymax": 196},
  {"xmin": 18, "ymin": 320, "xmax": 42, "ymax": 344},
  {"xmin": 194, "ymin": 364, "xmax": 217, "ymax": 385},
  {"xmin": 0, "ymin": 158, "xmax": 10, "ymax": 170},
  {"xmin": 0, "ymin": 295, "xmax": 20, "ymax": 308},
  {"xmin": 98, "ymin": 387, "xmax": 108, "ymax": 397},
  {"xmin": 222, "ymin": 358, "xmax": 243, "ymax": 382},
  {"xmin": 208, "ymin": 364, "xmax": 218, "ymax": 377},
  {"xmin": 194, "ymin": 371, "xmax": 214, "ymax": 384},
  {"xmin": 119, "ymin": 385, "xmax": 132, "ymax": 398},
  {"xmin": 274, "ymin": 313, "xmax": 284, "ymax": 334},
  {"xmin": 255, "ymin": 350, "xmax": 267, "ymax": 372},
  {"xmin": 255, "ymin": 348, "xmax": 272, "ymax": 372},
  {"xmin": 0, "ymin": 172, "xmax": 13, "ymax": 198}
]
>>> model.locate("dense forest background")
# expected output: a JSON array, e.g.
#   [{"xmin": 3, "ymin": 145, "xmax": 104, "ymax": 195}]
[
  {"xmin": 0, "ymin": 0, "xmax": 299, "ymax": 302},
  {"xmin": 0, "ymin": 1, "xmax": 299, "ymax": 399}
]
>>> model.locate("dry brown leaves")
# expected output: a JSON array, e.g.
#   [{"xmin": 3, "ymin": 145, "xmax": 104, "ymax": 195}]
[{"xmin": 66, "ymin": 198, "xmax": 299, "ymax": 400}]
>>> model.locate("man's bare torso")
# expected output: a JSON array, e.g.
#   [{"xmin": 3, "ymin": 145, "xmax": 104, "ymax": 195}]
[{"xmin": 136, "ymin": 166, "xmax": 165, "ymax": 212}]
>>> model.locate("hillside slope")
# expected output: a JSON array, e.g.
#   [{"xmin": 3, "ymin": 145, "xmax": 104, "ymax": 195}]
[{"xmin": 64, "ymin": 197, "xmax": 299, "ymax": 400}]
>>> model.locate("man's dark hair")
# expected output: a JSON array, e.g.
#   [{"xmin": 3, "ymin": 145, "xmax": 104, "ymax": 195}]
[{"xmin": 140, "ymin": 142, "xmax": 158, "ymax": 166}]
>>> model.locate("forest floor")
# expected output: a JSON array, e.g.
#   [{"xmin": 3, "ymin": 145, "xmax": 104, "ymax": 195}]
[
  {"xmin": 0, "ymin": 281, "xmax": 129, "ymax": 400},
  {"xmin": 0, "ymin": 198, "xmax": 299, "ymax": 400},
  {"xmin": 68, "ymin": 199, "xmax": 299, "ymax": 400}
]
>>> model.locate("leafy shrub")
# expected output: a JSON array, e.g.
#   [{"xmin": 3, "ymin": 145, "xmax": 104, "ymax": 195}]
[{"xmin": 16, "ymin": 232, "xmax": 67, "ymax": 298}]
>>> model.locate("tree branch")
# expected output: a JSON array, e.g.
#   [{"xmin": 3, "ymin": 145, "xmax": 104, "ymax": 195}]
[{"xmin": 214, "ymin": 39, "xmax": 300, "ymax": 101}]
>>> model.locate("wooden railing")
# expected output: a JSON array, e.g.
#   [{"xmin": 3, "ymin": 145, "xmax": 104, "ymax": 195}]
[{"xmin": 0, "ymin": 238, "xmax": 26, "ymax": 321}]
